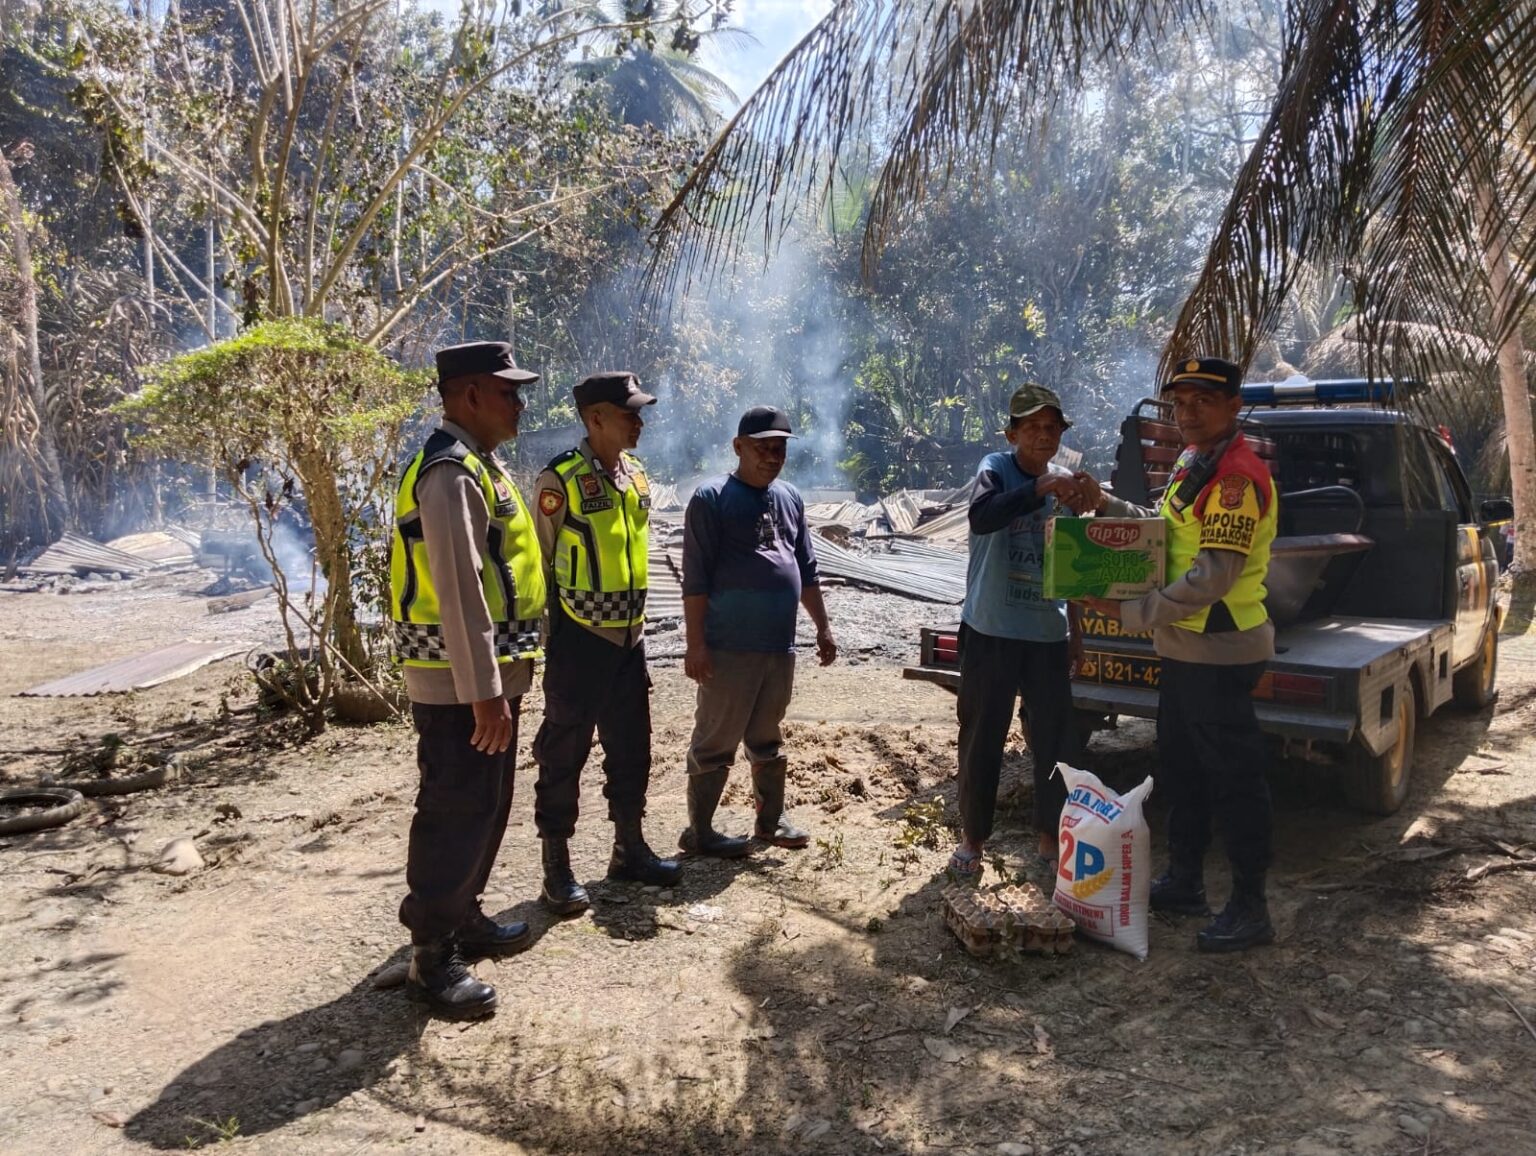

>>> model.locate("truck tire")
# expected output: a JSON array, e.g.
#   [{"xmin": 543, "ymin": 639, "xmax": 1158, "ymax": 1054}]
[
  {"xmin": 0, "ymin": 787, "xmax": 87, "ymax": 835},
  {"xmin": 1452, "ymin": 623, "xmax": 1498, "ymax": 709},
  {"xmin": 1344, "ymin": 678, "xmax": 1416, "ymax": 815}
]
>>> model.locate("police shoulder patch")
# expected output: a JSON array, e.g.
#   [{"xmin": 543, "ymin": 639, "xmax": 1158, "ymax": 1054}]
[
  {"xmin": 1218, "ymin": 474, "xmax": 1248, "ymax": 509},
  {"xmin": 538, "ymin": 488, "xmax": 564, "ymax": 516}
]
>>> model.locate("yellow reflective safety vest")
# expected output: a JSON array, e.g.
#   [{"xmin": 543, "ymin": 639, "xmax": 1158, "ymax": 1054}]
[
  {"xmin": 548, "ymin": 448, "xmax": 650, "ymax": 627},
  {"xmin": 1157, "ymin": 433, "xmax": 1278, "ymax": 633},
  {"xmin": 390, "ymin": 429, "xmax": 546, "ymax": 668}
]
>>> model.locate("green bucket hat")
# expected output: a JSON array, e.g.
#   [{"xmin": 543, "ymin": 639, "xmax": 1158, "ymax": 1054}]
[{"xmin": 1002, "ymin": 382, "xmax": 1072, "ymax": 431}]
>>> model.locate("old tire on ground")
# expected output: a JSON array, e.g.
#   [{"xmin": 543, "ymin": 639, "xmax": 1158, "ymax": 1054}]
[
  {"xmin": 66, "ymin": 761, "xmax": 175, "ymax": 797},
  {"xmin": 0, "ymin": 787, "xmax": 87, "ymax": 835},
  {"xmin": 1452, "ymin": 622, "xmax": 1499, "ymax": 709},
  {"xmin": 1344, "ymin": 677, "xmax": 1416, "ymax": 816}
]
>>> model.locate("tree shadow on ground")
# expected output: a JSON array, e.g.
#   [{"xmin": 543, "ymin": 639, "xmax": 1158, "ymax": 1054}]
[{"xmin": 123, "ymin": 946, "xmax": 430, "ymax": 1149}]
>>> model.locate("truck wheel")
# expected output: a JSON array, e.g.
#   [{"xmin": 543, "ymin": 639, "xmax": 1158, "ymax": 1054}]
[
  {"xmin": 1452, "ymin": 623, "xmax": 1498, "ymax": 709},
  {"xmin": 1344, "ymin": 678, "xmax": 1416, "ymax": 815},
  {"xmin": 0, "ymin": 787, "xmax": 87, "ymax": 836}
]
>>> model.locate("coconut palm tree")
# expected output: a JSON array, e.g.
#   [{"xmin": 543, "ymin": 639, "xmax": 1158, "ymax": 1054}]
[
  {"xmin": 649, "ymin": 0, "xmax": 1536, "ymax": 586},
  {"xmin": 560, "ymin": 0, "xmax": 746, "ymax": 132}
]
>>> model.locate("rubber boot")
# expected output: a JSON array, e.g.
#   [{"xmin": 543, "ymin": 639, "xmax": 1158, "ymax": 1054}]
[
  {"xmin": 608, "ymin": 811, "xmax": 684, "ymax": 886},
  {"xmin": 1149, "ymin": 857, "xmax": 1210, "ymax": 917},
  {"xmin": 457, "ymin": 907, "xmax": 533, "ymax": 960},
  {"xmin": 541, "ymin": 838, "xmax": 591, "ymax": 915},
  {"xmin": 1196, "ymin": 873, "xmax": 1275, "ymax": 953},
  {"xmin": 407, "ymin": 940, "xmax": 497, "ymax": 1020},
  {"xmin": 752, "ymin": 758, "xmax": 809, "ymax": 849},
  {"xmin": 679, "ymin": 770, "xmax": 753, "ymax": 858}
]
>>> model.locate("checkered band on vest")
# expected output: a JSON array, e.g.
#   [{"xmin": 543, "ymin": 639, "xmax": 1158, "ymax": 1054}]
[
  {"xmin": 558, "ymin": 586, "xmax": 647, "ymax": 624},
  {"xmin": 394, "ymin": 619, "xmax": 542, "ymax": 662}
]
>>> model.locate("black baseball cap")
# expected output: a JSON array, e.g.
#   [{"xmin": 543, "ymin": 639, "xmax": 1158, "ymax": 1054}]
[
  {"xmin": 572, "ymin": 371, "xmax": 656, "ymax": 410},
  {"xmin": 1163, "ymin": 357, "xmax": 1242, "ymax": 396},
  {"xmin": 435, "ymin": 341, "xmax": 539, "ymax": 388},
  {"xmin": 737, "ymin": 406, "xmax": 796, "ymax": 439}
]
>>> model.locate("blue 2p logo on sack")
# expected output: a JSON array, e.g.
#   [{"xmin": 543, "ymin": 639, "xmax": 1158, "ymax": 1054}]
[{"xmin": 1052, "ymin": 764, "xmax": 1154, "ymax": 961}]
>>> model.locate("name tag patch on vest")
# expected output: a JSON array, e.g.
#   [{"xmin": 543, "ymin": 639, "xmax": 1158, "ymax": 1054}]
[
  {"xmin": 487, "ymin": 472, "xmax": 516, "ymax": 518},
  {"xmin": 581, "ymin": 497, "xmax": 615, "ymax": 513},
  {"xmin": 1198, "ymin": 478, "xmax": 1261, "ymax": 553}
]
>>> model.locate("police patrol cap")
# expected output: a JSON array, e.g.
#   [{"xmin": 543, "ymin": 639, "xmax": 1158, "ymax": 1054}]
[
  {"xmin": 572, "ymin": 371, "xmax": 656, "ymax": 410},
  {"xmin": 1004, "ymin": 382, "xmax": 1072, "ymax": 430},
  {"xmin": 737, "ymin": 405, "xmax": 797, "ymax": 439},
  {"xmin": 1164, "ymin": 357, "xmax": 1242, "ymax": 396},
  {"xmin": 435, "ymin": 341, "xmax": 539, "ymax": 388}
]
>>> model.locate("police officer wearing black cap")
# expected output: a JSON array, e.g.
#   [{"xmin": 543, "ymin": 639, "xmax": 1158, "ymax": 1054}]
[
  {"xmin": 388, "ymin": 341, "xmax": 546, "ymax": 1018},
  {"xmin": 530, "ymin": 371, "xmax": 682, "ymax": 913},
  {"xmin": 1072, "ymin": 357, "xmax": 1280, "ymax": 953}
]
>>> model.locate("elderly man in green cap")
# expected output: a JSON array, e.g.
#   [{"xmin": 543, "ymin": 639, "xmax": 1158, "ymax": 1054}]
[{"xmin": 948, "ymin": 383, "xmax": 1091, "ymax": 880}]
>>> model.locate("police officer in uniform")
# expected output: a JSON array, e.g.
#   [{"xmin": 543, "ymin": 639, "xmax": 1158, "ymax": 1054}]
[
  {"xmin": 1073, "ymin": 357, "xmax": 1279, "ymax": 952},
  {"xmin": 531, "ymin": 371, "xmax": 682, "ymax": 913},
  {"xmin": 389, "ymin": 341, "xmax": 546, "ymax": 1018}
]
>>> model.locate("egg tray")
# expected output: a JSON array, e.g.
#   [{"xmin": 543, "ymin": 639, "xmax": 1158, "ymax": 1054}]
[{"xmin": 941, "ymin": 881, "xmax": 1076, "ymax": 958}]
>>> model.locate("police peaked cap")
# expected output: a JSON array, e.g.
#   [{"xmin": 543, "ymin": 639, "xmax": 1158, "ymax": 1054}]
[
  {"xmin": 435, "ymin": 341, "xmax": 539, "ymax": 387},
  {"xmin": 1163, "ymin": 357, "xmax": 1242, "ymax": 396}
]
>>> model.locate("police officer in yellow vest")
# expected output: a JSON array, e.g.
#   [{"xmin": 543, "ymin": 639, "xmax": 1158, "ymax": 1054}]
[
  {"xmin": 531, "ymin": 371, "xmax": 682, "ymax": 914},
  {"xmin": 389, "ymin": 341, "xmax": 546, "ymax": 1019},
  {"xmin": 1073, "ymin": 357, "xmax": 1279, "ymax": 952}
]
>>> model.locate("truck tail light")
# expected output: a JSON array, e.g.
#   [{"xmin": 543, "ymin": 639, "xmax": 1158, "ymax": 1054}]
[
  {"xmin": 934, "ymin": 632, "xmax": 959, "ymax": 665},
  {"xmin": 1255, "ymin": 672, "xmax": 1330, "ymax": 706}
]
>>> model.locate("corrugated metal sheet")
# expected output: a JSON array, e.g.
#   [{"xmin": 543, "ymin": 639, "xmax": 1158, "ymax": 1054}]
[
  {"xmin": 806, "ymin": 500, "xmax": 873, "ymax": 527},
  {"xmin": 21, "ymin": 533, "xmax": 152, "ymax": 577},
  {"xmin": 105, "ymin": 530, "xmax": 197, "ymax": 567},
  {"xmin": 17, "ymin": 641, "xmax": 247, "ymax": 697},
  {"xmin": 879, "ymin": 490, "xmax": 924, "ymax": 535},
  {"xmin": 811, "ymin": 533, "xmax": 967, "ymax": 603},
  {"xmin": 909, "ymin": 503, "xmax": 971, "ymax": 544}
]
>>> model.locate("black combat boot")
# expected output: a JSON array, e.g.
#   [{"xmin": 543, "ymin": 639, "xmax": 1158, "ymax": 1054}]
[
  {"xmin": 679, "ymin": 769, "xmax": 753, "ymax": 858},
  {"xmin": 1149, "ymin": 861, "xmax": 1210, "ymax": 917},
  {"xmin": 540, "ymin": 838, "xmax": 591, "ymax": 916},
  {"xmin": 457, "ymin": 907, "xmax": 532, "ymax": 960},
  {"xmin": 407, "ymin": 939, "xmax": 497, "ymax": 1020},
  {"xmin": 1196, "ymin": 874, "xmax": 1275, "ymax": 953},
  {"xmin": 608, "ymin": 811, "xmax": 684, "ymax": 886},
  {"xmin": 751, "ymin": 758, "xmax": 809, "ymax": 849}
]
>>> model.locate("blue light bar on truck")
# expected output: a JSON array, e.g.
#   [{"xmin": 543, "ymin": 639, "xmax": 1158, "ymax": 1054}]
[{"xmin": 1239, "ymin": 377, "xmax": 1411, "ymax": 407}]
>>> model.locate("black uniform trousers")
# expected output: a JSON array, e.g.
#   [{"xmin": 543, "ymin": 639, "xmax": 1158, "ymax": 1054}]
[
  {"xmin": 955, "ymin": 624, "xmax": 1081, "ymax": 843},
  {"xmin": 532, "ymin": 608, "xmax": 651, "ymax": 839},
  {"xmin": 1156, "ymin": 657, "xmax": 1272, "ymax": 882},
  {"xmin": 399, "ymin": 697, "xmax": 520, "ymax": 945}
]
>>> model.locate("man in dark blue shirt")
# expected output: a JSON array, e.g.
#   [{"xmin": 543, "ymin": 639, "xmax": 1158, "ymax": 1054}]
[{"xmin": 679, "ymin": 406, "xmax": 837, "ymax": 857}]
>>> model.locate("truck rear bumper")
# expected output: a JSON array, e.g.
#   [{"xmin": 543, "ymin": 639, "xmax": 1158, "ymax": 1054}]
[
  {"xmin": 1071, "ymin": 682, "xmax": 1356, "ymax": 744},
  {"xmin": 903, "ymin": 665, "xmax": 1357, "ymax": 744},
  {"xmin": 902, "ymin": 665, "xmax": 959, "ymax": 692}
]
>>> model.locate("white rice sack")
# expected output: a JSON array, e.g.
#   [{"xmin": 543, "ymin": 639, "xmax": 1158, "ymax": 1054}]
[{"xmin": 1052, "ymin": 763, "xmax": 1154, "ymax": 960}]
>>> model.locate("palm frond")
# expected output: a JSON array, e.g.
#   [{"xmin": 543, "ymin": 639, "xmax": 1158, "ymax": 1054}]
[
  {"xmin": 648, "ymin": 0, "xmax": 1207, "ymax": 295},
  {"xmin": 1161, "ymin": 0, "xmax": 1369, "ymax": 373}
]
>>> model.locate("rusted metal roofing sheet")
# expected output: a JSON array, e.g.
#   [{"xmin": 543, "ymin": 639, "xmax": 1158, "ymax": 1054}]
[{"xmin": 17, "ymin": 641, "xmax": 247, "ymax": 697}]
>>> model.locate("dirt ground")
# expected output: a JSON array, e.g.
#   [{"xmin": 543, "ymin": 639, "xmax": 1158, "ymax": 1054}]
[{"xmin": 0, "ymin": 568, "xmax": 1532, "ymax": 1156}]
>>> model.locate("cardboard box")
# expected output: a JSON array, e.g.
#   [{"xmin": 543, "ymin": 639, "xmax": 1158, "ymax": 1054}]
[{"xmin": 1042, "ymin": 516, "xmax": 1166, "ymax": 600}]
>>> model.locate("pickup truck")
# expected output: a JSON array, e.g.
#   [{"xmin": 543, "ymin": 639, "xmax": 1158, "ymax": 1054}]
[{"xmin": 903, "ymin": 379, "xmax": 1508, "ymax": 815}]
